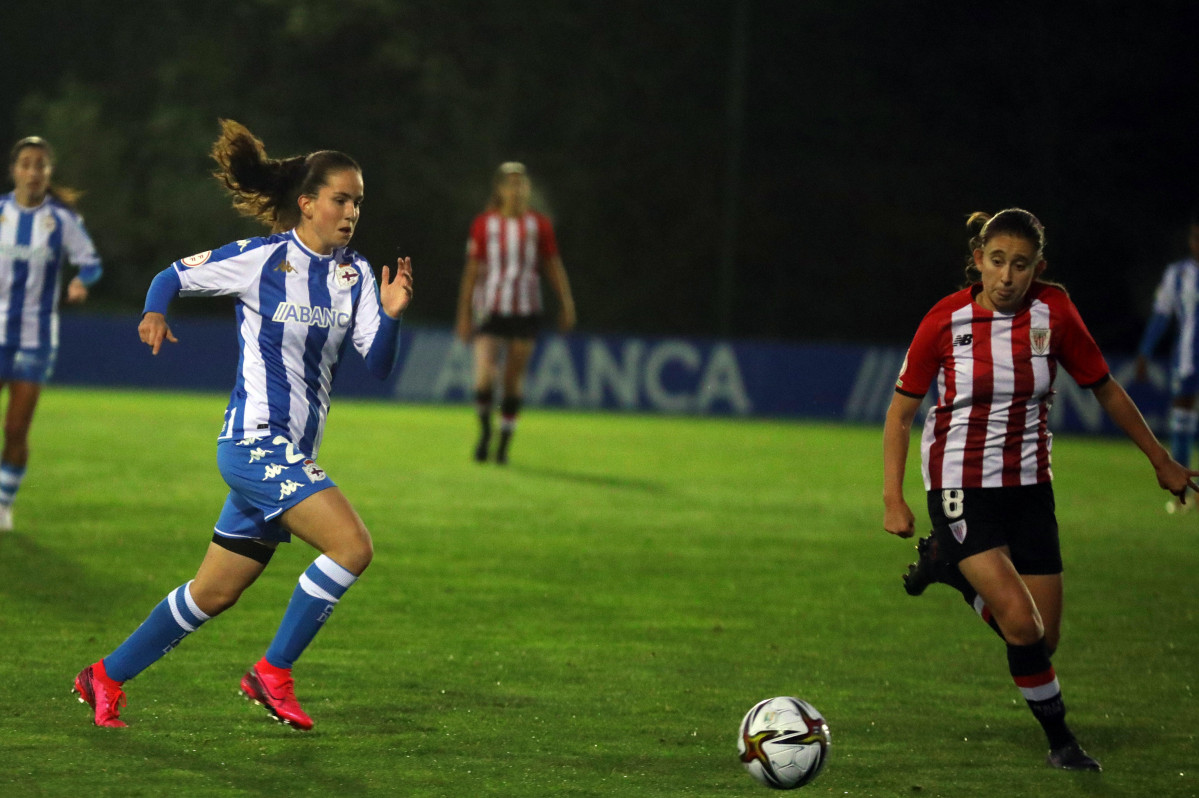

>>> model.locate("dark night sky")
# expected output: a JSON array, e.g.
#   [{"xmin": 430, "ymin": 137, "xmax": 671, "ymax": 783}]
[{"xmin": 3, "ymin": 1, "xmax": 1199, "ymax": 350}]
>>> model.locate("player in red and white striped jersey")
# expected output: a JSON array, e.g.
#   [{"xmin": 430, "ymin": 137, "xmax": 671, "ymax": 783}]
[
  {"xmin": 455, "ymin": 162, "xmax": 575, "ymax": 464},
  {"xmin": 883, "ymin": 209, "xmax": 1199, "ymax": 772}
]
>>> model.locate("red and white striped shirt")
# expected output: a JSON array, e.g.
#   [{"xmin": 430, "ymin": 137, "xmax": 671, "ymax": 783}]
[
  {"xmin": 896, "ymin": 283, "xmax": 1109, "ymax": 490},
  {"xmin": 467, "ymin": 210, "xmax": 559, "ymax": 319}
]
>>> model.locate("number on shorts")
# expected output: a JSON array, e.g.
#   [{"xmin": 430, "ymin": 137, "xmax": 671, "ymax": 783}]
[{"xmin": 941, "ymin": 489, "xmax": 965, "ymax": 519}]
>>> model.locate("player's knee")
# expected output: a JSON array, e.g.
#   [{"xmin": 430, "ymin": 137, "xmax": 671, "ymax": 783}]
[
  {"xmin": 331, "ymin": 525, "xmax": 373, "ymax": 575},
  {"xmin": 190, "ymin": 583, "xmax": 244, "ymax": 617},
  {"xmin": 993, "ymin": 608, "xmax": 1043, "ymax": 646}
]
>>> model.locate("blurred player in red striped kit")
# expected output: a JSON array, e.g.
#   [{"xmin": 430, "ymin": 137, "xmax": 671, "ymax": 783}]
[
  {"xmin": 455, "ymin": 162, "xmax": 575, "ymax": 464},
  {"xmin": 882, "ymin": 208, "xmax": 1198, "ymax": 771}
]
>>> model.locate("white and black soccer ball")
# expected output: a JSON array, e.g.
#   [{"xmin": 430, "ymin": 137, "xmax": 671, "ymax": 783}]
[{"xmin": 737, "ymin": 696, "xmax": 830, "ymax": 790}]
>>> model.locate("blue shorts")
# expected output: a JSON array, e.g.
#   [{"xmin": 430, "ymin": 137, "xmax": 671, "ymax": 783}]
[
  {"xmin": 213, "ymin": 435, "xmax": 337, "ymax": 543},
  {"xmin": 0, "ymin": 345, "xmax": 56, "ymax": 383}
]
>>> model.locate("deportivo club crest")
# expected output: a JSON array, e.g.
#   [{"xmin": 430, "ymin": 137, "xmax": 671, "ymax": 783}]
[
  {"xmin": 1030, "ymin": 327, "xmax": 1051, "ymax": 355},
  {"xmin": 335, "ymin": 263, "xmax": 359, "ymax": 289}
]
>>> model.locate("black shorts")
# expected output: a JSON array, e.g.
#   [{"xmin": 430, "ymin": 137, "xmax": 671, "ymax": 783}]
[
  {"xmin": 925, "ymin": 483, "xmax": 1062, "ymax": 575},
  {"xmin": 477, "ymin": 314, "xmax": 542, "ymax": 339}
]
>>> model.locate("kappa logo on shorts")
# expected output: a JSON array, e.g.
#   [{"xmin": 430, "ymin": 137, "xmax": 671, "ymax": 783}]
[
  {"xmin": 302, "ymin": 459, "xmax": 327, "ymax": 483},
  {"xmin": 236, "ymin": 436, "xmax": 265, "ymax": 446},
  {"xmin": 248, "ymin": 447, "xmax": 273, "ymax": 463},
  {"xmin": 278, "ymin": 480, "xmax": 305, "ymax": 500},
  {"xmin": 262, "ymin": 463, "xmax": 287, "ymax": 480},
  {"xmin": 949, "ymin": 519, "xmax": 968, "ymax": 544}
]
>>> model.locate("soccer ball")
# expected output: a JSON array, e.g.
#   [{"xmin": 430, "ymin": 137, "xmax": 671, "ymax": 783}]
[{"xmin": 737, "ymin": 696, "xmax": 830, "ymax": 789}]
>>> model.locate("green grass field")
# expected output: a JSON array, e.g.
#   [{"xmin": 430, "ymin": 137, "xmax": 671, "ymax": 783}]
[{"xmin": 1, "ymin": 387, "xmax": 1196, "ymax": 797}]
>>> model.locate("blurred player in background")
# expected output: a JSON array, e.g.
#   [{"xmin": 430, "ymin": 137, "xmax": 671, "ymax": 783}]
[
  {"xmin": 882, "ymin": 209, "xmax": 1197, "ymax": 771},
  {"xmin": 0, "ymin": 136, "xmax": 103, "ymax": 532},
  {"xmin": 73, "ymin": 120, "xmax": 413, "ymax": 730},
  {"xmin": 1134, "ymin": 211, "xmax": 1199, "ymax": 512},
  {"xmin": 455, "ymin": 162, "xmax": 575, "ymax": 464}
]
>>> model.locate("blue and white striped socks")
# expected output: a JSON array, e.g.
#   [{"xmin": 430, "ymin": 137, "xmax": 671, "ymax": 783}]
[
  {"xmin": 265, "ymin": 555, "xmax": 357, "ymax": 669},
  {"xmin": 103, "ymin": 581, "xmax": 211, "ymax": 682},
  {"xmin": 0, "ymin": 462, "xmax": 26, "ymax": 507}
]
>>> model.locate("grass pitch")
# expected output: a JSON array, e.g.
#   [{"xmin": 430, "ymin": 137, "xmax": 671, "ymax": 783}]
[{"xmin": 1, "ymin": 387, "xmax": 1196, "ymax": 797}]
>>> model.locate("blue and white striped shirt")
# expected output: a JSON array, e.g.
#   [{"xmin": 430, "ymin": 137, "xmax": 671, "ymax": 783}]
[
  {"xmin": 1139, "ymin": 257, "xmax": 1199, "ymax": 379},
  {"xmin": 148, "ymin": 230, "xmax": 399, "ymax": 456},
  {"xmin": 0, "ymin": 192, "xmax": 101, "ymax": 349}
]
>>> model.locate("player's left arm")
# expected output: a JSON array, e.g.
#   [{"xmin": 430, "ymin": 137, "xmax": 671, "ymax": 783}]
[
  {"xmin": 358, "ymin": 258, "xmax": 411, "ymax": 380},
  {"xmin": 1092, "ymin": 376, "xmax": 1199, "ymax": 499},
  {"xmin": 542, "ymin": 254, "xmax": 576, "ymax": 332},
  {"xmin": 62, "ymin": 211, "xmax": 102, "ymax": 304}
]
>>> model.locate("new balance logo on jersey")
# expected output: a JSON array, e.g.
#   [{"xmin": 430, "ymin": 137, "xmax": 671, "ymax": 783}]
[
  {"xmin": 263, "ymin": 463, "xmax": 287, "ymax": 480},
  {"xmin": 248, "ymin": 447, "xmax": 273, "ymax": 462},
  {"xmin": 271, "ymin": 302, "xmax": 351, "ymax": 328},
  {"xmin": 278, "ymin": 480, "xmax": 305, "ymax": 499},
  {"xmin": 275, "ymin": 260, "xmax": 295, "ymax": 274},
  {"xmin": 953, "ymin": 333, "xmax": 973, "ymax": 347}
]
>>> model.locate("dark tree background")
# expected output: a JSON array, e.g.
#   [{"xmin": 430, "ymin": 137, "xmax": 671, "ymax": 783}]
[{"xmin": 2, "ymin": 0, "xmax": 1198, "ymax": 351}]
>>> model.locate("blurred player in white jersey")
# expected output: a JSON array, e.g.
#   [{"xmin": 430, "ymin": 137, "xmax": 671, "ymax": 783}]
[
  {"xmin": 73, "ymin": 120, "xmax": 414, "ymax": 730},
  {"xmin": 455, "ymin": 162, "xmax": 575, "ymax": 464},
  {"xmin": 1135, "ymin": 212, "xmax": 1199, "ymax": 512},
  {"xmin": 0, "ymin": 137, "xmax": 102, "ymax": 531},
  {"xmin": 883, "ymin": 209, "xmax": 1198, "ymax": 771}
]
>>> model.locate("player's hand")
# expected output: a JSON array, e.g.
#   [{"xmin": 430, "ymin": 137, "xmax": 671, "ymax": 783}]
[
  {"xmin": 66, "ymin": 276, "xmax": 89, "ymax": 304},
  {"xmin": 380, "ymin": 257, "xmax": 413, "ymax": 319},
  {"xmin": 883, "ymin": 500, "xmax": 915, "ymax": 538},
  {"xmin": 139, "ymin": 312, "xmax": 178, "ymax": 356},
  {"xmin": 1154, "ymin": 457, "xmax": 1199, "ymax": 503}
]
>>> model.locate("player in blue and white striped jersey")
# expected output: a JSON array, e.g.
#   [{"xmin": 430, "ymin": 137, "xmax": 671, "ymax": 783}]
[
  {"xmin": 1136, "ymin": 215, "xmax": 1199, "ymax": 512},
  {"xmin": 0, "ymin": 136, "xmax": 102, "ymax": 531},
  {"xmin": 73, "ymin": 120, "xmax": 414, "ymax": 730}
]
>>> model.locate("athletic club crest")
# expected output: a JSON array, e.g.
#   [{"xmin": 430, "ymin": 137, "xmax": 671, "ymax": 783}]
[
  {"xmin": 949, "ymin": 519, "xmax": 968, "ymax": 544},
  {"xmin": 1030, "ymin": 327, "xmax": 1051, "ymax": 355},
  {"xmin": 335, "ymin": 263, "xmax": 359, "ymax": 289}
]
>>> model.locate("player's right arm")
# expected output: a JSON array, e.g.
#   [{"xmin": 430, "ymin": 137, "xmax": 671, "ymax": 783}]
[
  {"xmin": 455, "ymin": 255, "xmax": 481, "ymax": 341},
  {"xmin": 883, "ymin": 391, "xmax": 922, "ymax": 538},
  {"xmin": 139, "ymin": 266, "xmax": 183, "ymax": 355}
]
